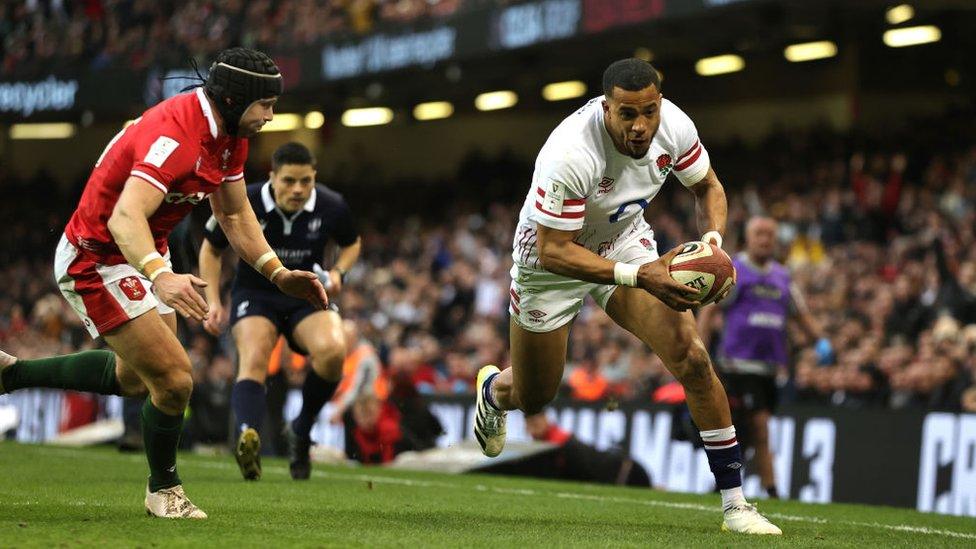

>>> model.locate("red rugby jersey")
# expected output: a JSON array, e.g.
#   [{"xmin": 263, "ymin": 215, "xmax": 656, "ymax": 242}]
[{"xmin": 65, "ymin": 87, "xmax": 248, "ymax": 264}]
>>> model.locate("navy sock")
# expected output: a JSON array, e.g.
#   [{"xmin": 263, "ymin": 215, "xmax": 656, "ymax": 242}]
[
  {"xmin": 232, "ymin": 379, "xmax": 266, "ymax": 435},
  {"xmin": 483, "ymin": 372, "xmax": 500, "ymax": 411},
  {"xmin": 292, "ymin": 369, "xmax": 339, "ymax": 440},
  {"xmin": 700, "ymin": 427, "xmax": 744, "ymax": 491}
]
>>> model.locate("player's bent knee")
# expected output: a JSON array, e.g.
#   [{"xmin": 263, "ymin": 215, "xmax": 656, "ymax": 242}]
[
  {"xmin": 310, "ymin": 338, "xmax": 345, "ymax": 373},
  {"xmin": 673, "ymin": 344, "xmax": 715, "ymax": 393},
  {"xmin": 152, "ymin": 370, "xmax": 193, "ymax": 410}
]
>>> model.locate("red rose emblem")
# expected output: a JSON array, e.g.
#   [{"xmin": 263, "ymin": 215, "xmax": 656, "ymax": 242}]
[{"xmin": 656, "ymin": 154, "xmax": 672, "ymax": 170}]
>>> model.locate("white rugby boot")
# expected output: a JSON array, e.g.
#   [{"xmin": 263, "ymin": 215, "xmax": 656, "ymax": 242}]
[
  {"xmin": 721, "ymin": 503, "xmax": 782, "ymax": 535},
  {"xmin": 473, "ymin": 365, "xmax": 507, "ymax": 457},
  {"xmin": 145, "ymin": 484, "xmax": 208, "ymax": 519}
]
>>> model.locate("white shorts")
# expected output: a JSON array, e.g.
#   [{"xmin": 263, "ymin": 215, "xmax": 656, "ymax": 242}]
[
  {"xmin": 509, "ymin": 227, "xmax": 659, "ymax": 333},
  {"xmin": 54, "ymin": 234, "xmax": 174, "ymax": 339}
]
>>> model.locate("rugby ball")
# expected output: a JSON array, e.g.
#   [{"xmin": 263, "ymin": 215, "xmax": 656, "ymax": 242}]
[{"xmin": 668, "ymin": 241, "xmax": 736, "ymax": 305}]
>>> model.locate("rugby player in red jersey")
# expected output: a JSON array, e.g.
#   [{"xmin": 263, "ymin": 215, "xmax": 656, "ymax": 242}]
[{"xmin": 0, "ymin": 48, "xmax": 327, "ymax": 518}]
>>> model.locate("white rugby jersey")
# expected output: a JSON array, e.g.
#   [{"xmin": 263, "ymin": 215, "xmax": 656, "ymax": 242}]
[{"xmin": 512, "ymin": 96, "xmax": 710, "ymax": 269}]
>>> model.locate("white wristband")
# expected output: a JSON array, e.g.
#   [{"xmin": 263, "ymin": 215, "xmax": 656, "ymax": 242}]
[
  {"xmin": 613, "ymin": 262, "xmax": 639, "ymax": 287},
  {"xmin": 148, "ymin": 266, "xmax": 173, "ymax": 283},
  {"xmin": 269, "ymin": 266, "xmax": 286, "ymax": 282},
  {"xmin": 702, "ymin": 230, "xmax": 723, "ymax": 249},
  {"xmin": 253, "ymin": 251, "xmax": 277, "ymax": 271},
  {"xmin": 137, "ymin": 251, "xmax": 164, "ymax": 271}
]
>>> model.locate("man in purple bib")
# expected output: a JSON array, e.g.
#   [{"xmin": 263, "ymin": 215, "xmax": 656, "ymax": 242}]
[{"xmin": 699, "ymin": 217, "xmax": 830, "ymax": 498}]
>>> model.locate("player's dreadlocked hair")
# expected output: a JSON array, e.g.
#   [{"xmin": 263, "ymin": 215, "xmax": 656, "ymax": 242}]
[
  {"xmin": 602, "ymin": 58, "xmax": 661, "ymax": 97},
  {"xmin": 204, "ymin": 48, "xmax": 282, "ymax": 136}
]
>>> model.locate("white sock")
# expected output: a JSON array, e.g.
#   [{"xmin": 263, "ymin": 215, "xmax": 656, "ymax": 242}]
[{"xmin": 721, "ymin": 486, "xmax": 747, "ymax": 511}]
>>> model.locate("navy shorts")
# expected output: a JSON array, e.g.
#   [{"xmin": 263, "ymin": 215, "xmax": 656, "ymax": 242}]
[{"xmin": 229, "ymin": 288, "xmax": 338, "ymax": 355}]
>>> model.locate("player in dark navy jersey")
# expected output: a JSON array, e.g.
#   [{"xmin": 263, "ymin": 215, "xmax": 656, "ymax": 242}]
[{"xmin": 199, "ymin": 142, "xmax": 361, "ymax": 480}]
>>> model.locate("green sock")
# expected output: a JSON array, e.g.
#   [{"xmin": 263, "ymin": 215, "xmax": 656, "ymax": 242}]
[
  {"xmin": 1, "ymin": 350, "xmax": 119, "ymax": 394},
  {"xmin": 142, "ymin": 398, "xmax": 184, "ymax": 492}
]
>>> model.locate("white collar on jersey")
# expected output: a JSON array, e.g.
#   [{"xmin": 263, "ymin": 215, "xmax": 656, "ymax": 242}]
[
  {"xmin": 194, "ymin": 87, "xmax": 219, "ymax": 139},
  {"xmin": 261, "ymin": 181, "xmax": 317, "ymax": 213}
]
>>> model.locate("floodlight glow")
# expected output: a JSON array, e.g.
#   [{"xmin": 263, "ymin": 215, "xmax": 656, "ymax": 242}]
[
  {"xmin": 341, "ymin": 107, "xmax": 393, "ymax": 127},
  {"xmin": 475, "ymin": 91, "xmax": 518, "ymax": 111},
  {"xmin": 883, "ymin": 25, "xmax": 940, "ymax": 48},
  {"xmin": 695, "ymin": 54, "xmax": 745, "ymax": 76},
  {"xmin": 784, "ymin": 41, "xmax": 838, "ymax": 62}
]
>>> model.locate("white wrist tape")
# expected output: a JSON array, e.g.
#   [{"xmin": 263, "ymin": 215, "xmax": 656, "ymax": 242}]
[
  {"xmin": 137, "ymin": 252, "xmax": 164, "ymax": 271},
  {"xmin": 253, "ymin": 251, "xmax": 277, "ymax": 271},
  {"xmin": 269, "ymin": 266, "xmax": 286, "ymax": 282},
  {"xmin": 613, "ymin": 262, "xmax": 639, "ymax": 287},
  {"xmin": 702, "ymin": 230, "xmax": 723, "ymax": 249},
  {"xmin": 148, "ymin": 266, "xmax": 173, "ymax": 283}
]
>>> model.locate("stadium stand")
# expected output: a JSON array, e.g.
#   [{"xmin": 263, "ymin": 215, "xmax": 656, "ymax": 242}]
[{"xmin": 2, "ymin": 118, "xmax": 975, "ymax": 435}]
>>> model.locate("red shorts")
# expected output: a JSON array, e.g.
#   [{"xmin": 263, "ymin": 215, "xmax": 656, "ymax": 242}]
[{"xmin": 54, "ymin": 235, "xmax": 174, "ymax": 338}]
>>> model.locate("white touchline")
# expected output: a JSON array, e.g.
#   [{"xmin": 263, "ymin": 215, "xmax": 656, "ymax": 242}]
[{"xmin": 27, "ymin": 446, "xmax": 976, "ymax": 541}]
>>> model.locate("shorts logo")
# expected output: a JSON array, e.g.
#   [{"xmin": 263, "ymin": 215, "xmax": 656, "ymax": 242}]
[
  {"xmin": 527, "ymin": 310, "xmax": 547, "ymax": 320},
  {"xmin": 118, "ymin": 276, "xmax": 146, "ymax": 301},
  {"xmin": 221, "ymin": 148, "xmax": 231, "ymax": 171},
  {"xmin": 597, "ymin": 177, "xmax": 615, "ymax": 196},
  {"xmin": 237, "ymin": 300, "xmax": 249, "ymax": 317}
]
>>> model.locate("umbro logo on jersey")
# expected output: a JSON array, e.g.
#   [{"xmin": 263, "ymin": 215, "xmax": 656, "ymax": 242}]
[{"xmin": 597, "ymin": 177, "xmax": 615, "ymax": 196}]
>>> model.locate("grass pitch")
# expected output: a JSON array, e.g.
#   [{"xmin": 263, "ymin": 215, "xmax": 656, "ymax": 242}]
[{"xmin": 1, "ymin": 443, "xmax": 974, "ymax": 547}]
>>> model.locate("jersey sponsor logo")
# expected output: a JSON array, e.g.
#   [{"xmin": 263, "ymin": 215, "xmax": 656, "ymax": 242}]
[
  {"xmin": 655, "ymin": 153, "xmax": 673, "ymax": 177},
  {"xmin": 597, "ymin": 176, "xmax": 615, "ymax": 196},
  {"xmin": 751, "ymin": 284, "xmax": 783, "ymax": 300},
  {"xmin": 747, "ymin": 311, "xmax": 785, "ymax": 328},
  {"xmin": 144, "ymin": 136, "xmax": 180, "ymax": 168},
  {"xmin": 164, "ymin": 191, "xmax": 209, "ymax": 205},
  {"xmin": 118, "ymin": 276, "xmax": 147, "ymax": 301}
]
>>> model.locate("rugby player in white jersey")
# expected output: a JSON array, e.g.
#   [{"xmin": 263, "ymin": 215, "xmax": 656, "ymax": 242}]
[{"xmin": 473, "ymin": 58, "xmax": 781, "ymax": 535}]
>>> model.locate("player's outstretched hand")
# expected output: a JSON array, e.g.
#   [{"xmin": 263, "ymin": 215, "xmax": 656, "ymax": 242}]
[
  {"xmin": 636, "ymin": 246, "xmax": 700, "ymax": 311},
  {"xmin": 274, "ymin": 269, "xmax": 329, "ymax": 310},
  {"xmin": 153, "ymin": 272, "xmax": 210, "ymax": 321},
  {"xmin": 203, "ymin": 303, "xmax": 227, "ymax": 336}
]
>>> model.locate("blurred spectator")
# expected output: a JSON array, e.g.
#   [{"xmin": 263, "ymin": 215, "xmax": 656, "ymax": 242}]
[{"xmin": 1, "ymin": 0, "xmax": 468, "ymax": 77}]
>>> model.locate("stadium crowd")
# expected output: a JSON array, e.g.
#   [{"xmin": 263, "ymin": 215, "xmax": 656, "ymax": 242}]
[
  {"xmin": 1, "ymin": 0, "xmax": 476, "ymax": 77},
  {"xmin": 1, "ymin": 115, "xmax": 976, "ymax": 450}
]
